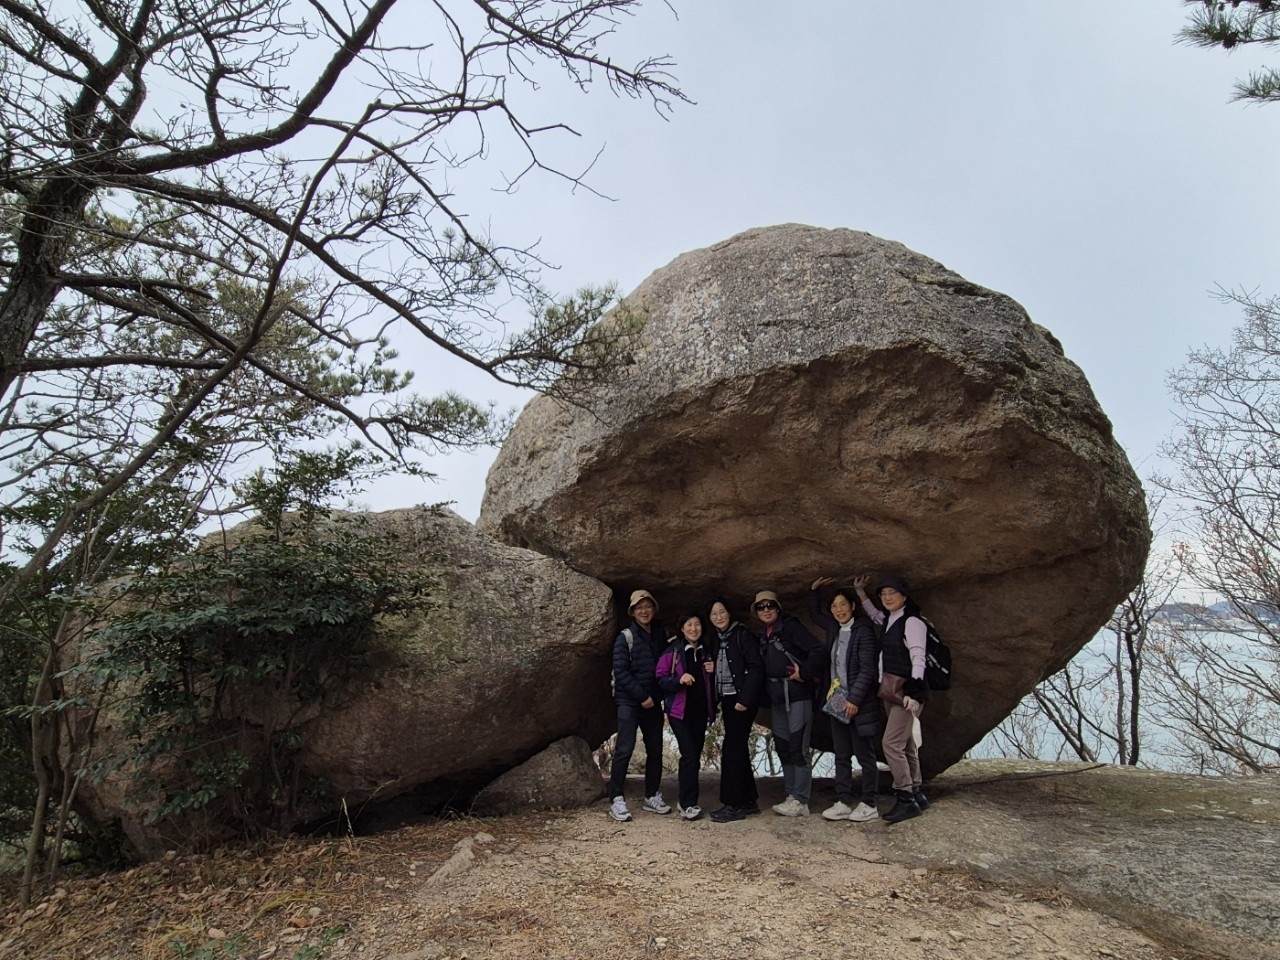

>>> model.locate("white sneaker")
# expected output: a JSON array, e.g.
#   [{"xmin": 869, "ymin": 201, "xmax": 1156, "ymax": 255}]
[
  {"xmin": 609, "ymin": 797, "xmax": 632, "ymax": 822},
  {"xmin": 773, "ymin": 796, "xmax": 809, "ymax": 817},
  {"xmin": 642, "ymin": 793, "xmax": 672, "ymax": 814},
  {"xmin": 848, "ymin": 801, "xmax": 880, "ymax": 822},
  {"xmin": 822, "ymin": 800, "xmax": 854, "ymax": 821},
  {"xmin": 678, "ymin": 804, "xmax": 702, "ymax": 821}
]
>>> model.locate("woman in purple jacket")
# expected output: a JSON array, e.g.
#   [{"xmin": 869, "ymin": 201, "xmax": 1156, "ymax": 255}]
[{"xmin": 656, "ymin": 612, "xmax": 715, "ymax": 820}]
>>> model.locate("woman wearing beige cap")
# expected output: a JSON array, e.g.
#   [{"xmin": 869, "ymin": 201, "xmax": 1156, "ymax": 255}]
[
  {"xmin": 755, "ymin": 589, "xmax": 824, "ymax": 816},
  {"xmin": 608, "ymin": 588, "xmax": 672, "ymax": 822}
]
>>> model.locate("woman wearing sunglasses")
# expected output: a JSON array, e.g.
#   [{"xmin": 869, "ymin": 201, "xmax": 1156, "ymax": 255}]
[{"xmin": 754, "ymin": 589, "xmax": 824, "ymax": 817}]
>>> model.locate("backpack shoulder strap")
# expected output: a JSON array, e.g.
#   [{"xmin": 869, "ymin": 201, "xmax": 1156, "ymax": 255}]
[
  {"xmin": 905, "ymin": 613, "xmax": 932, "ymax": 637},
  {"xmin": 771, "ymin": 635, "xmax": 801, "ymax": 666}
]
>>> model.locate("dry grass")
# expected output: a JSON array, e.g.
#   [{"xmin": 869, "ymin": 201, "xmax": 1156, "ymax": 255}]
[{"xmin": 0, "ymin": 815, "xmax": 513, "ymax": 960}]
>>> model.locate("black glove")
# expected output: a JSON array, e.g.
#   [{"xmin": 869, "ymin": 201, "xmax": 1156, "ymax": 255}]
[{"xmin": 903, "ymin": 677, "xmax": 929, "ymax": 703}]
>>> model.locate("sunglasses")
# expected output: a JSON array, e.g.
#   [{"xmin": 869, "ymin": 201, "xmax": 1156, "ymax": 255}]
[{"xmin": 754, "ymin": 601, "xmax": 779, "ymax": 611}]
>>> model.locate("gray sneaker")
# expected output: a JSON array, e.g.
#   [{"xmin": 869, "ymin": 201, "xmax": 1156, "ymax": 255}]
[
  {"xmin": 609, "ymin": 797, "xmax": 633, "ymax": 822},
  {"xmin": 642, "ymin": 793, "xmax": 672, "ymax": 815},
  {"xmin": 774, "ymin": 796, "xmax": 810, "ymax": 817},
  {"xmin": 822, "ymin": 800, "xmax": 854, "ymax": 821},
  {"xmin": 848, "ymin": 801, "xmax": 879, "ymax": 822},
  {"xmin": 678, "ymin": 804, "xmax": 702, "ymax": 821}
]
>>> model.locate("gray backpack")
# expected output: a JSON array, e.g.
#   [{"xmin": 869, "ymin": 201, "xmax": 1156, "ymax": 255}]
[{"xmin": 609, "ymin": 628, "xmax": 635, "ymax": 697}]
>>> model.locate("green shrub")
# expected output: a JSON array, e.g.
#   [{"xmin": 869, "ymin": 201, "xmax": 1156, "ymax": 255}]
[{"xmin": 82, "ymin": 505, "xmax": 432, "ymax": 836}]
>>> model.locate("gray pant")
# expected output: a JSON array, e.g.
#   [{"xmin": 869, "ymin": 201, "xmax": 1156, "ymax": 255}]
[
  {"xmin": 882, "ymin": 701, "xmax": 922, "ymax": 793},
  {"xmin": 770, "ymin": 698, "xmax": 813, "ymax": 803}
]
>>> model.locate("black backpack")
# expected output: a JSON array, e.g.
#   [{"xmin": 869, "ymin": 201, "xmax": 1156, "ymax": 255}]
[{"xmin": 920, "ymin": 617, "xmax": 952, "ymax": 691}]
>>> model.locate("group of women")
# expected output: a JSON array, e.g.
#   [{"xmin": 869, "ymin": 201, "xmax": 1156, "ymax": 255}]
[{"xmin": 607, "ymin": 577, "xmax": 933, "ymax": 825}]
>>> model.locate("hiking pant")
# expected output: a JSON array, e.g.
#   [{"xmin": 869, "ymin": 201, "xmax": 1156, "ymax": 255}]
[
  {"xmin": 882, "ymin": 701, "xmax": 922, "ymax": 793},
  {"xmin": 669, "ymin": 713, "xmax": 708, "ymax": 810},
  {"xmin": 770, "ymin": 698, "xmax": 813, "ymax": 804},
  {"xmin": 831, "ymin": 714, "xmax": 880, "ymax": 807},
  {"xmin": 719, "ymin": 696, "xmax": 759, "ymax": 808},
  {"xmin": 610, "ymin": 702, "xmax": 665, "ymax": 800}
]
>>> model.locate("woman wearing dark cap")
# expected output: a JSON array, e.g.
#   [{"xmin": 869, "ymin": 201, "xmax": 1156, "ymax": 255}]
[
  {"xmin": 854, "ymin": 574, "xmax": 931, "ymax": 824},
  {"xmin": 706, "ymin": 597, "xmax": 764, "ymax": 822}
]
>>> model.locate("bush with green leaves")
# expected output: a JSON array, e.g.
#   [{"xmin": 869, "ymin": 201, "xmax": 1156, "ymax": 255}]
[{"xmin": 79, "ymin": 455, "xmax": 434, "ymax": 836}]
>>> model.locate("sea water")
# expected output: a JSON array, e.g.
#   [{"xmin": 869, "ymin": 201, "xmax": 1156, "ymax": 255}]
[{"xmin": 968, "ymin": 627, "xmax": 1279, "ymax": 772}]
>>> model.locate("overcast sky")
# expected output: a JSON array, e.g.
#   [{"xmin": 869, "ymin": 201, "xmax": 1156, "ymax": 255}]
[{"xmin": 363, "ymin": 1, "xmax": 1280, "ymax": 525}]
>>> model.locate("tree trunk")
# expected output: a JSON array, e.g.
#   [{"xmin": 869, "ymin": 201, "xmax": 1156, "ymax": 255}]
[
  {"xmin": 20, "ymin": 639, "xmax": 62, "ymax": 907},
  {"xmin": 0, "ymin": 171, "xmax": 96, "ymax": 399},
  {"xmin": 19, "ymin": 774, "xmax": 50, "ymax": 910}
]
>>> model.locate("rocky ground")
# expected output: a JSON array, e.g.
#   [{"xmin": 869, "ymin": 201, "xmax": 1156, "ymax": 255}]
[{"xmin": 2, "ymin": 761, "xmax": 1277, "ymax": 960}]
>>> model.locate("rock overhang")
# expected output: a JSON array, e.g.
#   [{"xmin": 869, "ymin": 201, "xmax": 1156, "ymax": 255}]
[{"xmin": 479, "ymin": 224, "xmax": 1150, "ymax": 775}]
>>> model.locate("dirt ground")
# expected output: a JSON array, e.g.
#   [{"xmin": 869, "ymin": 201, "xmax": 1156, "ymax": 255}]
[{"xmin": 2, "ymin": 761, "xmax": 1277, "ymax": 960}]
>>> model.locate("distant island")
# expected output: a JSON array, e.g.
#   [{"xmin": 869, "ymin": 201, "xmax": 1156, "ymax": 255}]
[{"xmin": 1153, "ymin": 600, "xmax": 1280, "ymax": 629}]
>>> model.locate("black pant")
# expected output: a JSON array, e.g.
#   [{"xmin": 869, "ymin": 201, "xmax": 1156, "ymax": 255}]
[
  {"xmin": 719, "ymin": 697, "xmax": 759, "ymax": 807},
  {"xmin": 668, "ymin": 711, "xmax": 708, "ymax": 809},
  {"xmin": 609, "ymin": 702, "xmax": 665, "ymax": 800},
  {"xmin": 830, "ymin": 714, "xmax": 880, "ymax": 806}
]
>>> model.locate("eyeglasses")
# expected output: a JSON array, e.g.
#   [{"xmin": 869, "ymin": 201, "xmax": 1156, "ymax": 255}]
[{"xmin": 754, "ymin": 601, "xmax": 779, "ymax": 611}]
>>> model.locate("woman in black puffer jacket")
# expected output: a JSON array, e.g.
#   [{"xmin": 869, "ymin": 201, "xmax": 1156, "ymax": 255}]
[
  {"xmin": 705, "ymin": 597, "xmax": 764, "ymax": 823},
  {"xmin": 809, "ymin": 578, "xmax": 883, "ymax": 824}
]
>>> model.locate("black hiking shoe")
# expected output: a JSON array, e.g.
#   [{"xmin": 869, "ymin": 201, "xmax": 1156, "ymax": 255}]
[
  {"xmin": 709, "ymin": 805, "xmax": 745, "ymax": 823},
  {"xmin": 882, "ymin": 794, "xmax": 922, "ymax": 824},
  {"xmin": 913, "ymin": 788, "xmax": 931, "ymax": 811},
  {"xmin": 739, "ymin": 801, "xmax": 762, "ymax": 816}
]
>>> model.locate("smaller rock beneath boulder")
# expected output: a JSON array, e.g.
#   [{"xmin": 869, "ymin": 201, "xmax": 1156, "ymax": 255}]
[{"xmin": 470, "ymin": 737, "xmax": 606, "ymax": 816}]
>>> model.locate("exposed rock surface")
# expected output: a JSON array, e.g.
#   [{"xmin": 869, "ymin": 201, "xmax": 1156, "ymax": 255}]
[
  {"xmin": 880, "ymin": 760, "xmax": 1280, "ymax": 960},
  {"xmin": 78, "ymin": 508, "xmax": 618, "ymax": 857},
  {"xmin": 298, "ymin": 509, "xmax": 617, "ymax": 815},
  {"xmin": 479, "ymin": 224, "xmax": 1150, "ymax": 774},
  {"xmin": 13, "ymin": 762, "xmax": 1274, "ymax": 960},
  {"xmin": 470, "ymin": 736, "xmax": 605, "ymax": 816}
]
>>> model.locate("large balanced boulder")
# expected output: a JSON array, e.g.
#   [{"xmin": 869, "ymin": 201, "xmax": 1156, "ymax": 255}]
[{"xmin": 479, "ymin": 224, "xmax": 1150, "ymax": 775}]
